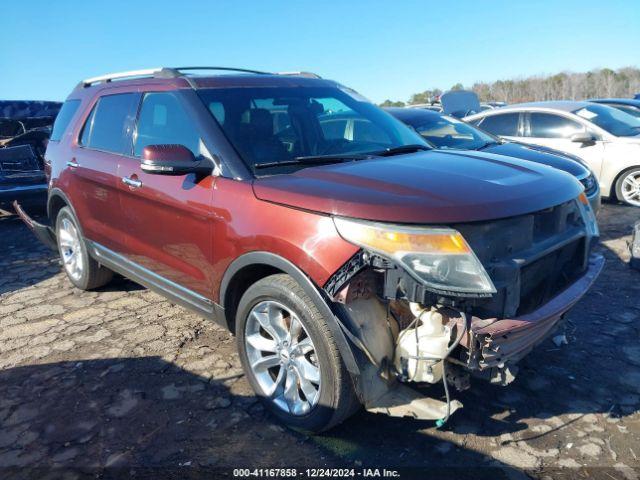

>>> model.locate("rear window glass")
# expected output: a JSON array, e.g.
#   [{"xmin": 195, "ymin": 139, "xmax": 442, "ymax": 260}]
[
  {"xmin": 478, "ymin": 113, "xmax": 520, "ymax": 136},
  {"xmin": 50, "ymin": 100, "xmax": 81, "ymax": 142},
  {"xmin": 80, "ymin": 93, "xmax": 138, "ymax": 154}
]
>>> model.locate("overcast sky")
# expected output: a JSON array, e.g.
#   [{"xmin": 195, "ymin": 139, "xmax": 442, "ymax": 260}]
[{"xmin": 2, "ymin": 0, "xmax": 639, "ymax": 103}]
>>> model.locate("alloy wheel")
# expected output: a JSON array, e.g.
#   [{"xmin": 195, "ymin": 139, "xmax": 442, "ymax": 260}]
[
  {"xmin": 244, "ymin": 300, "xmax": 321, "ymax": 416},
  {"xmin": 58, "ymin": 218, "xmax": 84, "ymax": 281},
  {"xmin": 621, "ymin": 170, "xmax": 640, "ymax": 207}
]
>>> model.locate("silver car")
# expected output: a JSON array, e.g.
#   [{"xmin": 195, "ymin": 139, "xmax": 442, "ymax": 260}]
[{"xmin": 466, "ymin": 101, "xmax": 640, "ymax": 207}]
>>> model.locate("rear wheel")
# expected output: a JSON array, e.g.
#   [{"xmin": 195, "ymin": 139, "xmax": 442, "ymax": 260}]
[
  {"xmin": 236, "ymin": 274, "xmax": 359, "ymax": 432},
  {"xmin": 615, "ymin": 168, "xmax": 640, "ymax": 207},
  {"xmin": 56, "ymin": 206, "xmax": 113, "ymax": 290}
]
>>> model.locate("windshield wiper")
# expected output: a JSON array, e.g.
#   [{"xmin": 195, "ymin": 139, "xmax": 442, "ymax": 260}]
[
  {"xmin": 372, "ymin": 144, "xmax": 431, "ymax": 157},
  {"xmin": 253, "ymin": 153, "xmax": 371, "ymax": 170}
]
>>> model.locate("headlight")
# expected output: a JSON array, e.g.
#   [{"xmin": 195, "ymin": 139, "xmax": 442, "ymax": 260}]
[
  {"xmin": 333, "ymin": 217, "xmax": 496, "ymax": 295},
  {"xmin": 580, "ymin": 173, "xmax": 597, "ymax": 195},
  {"xmin": 577, "ymin": 192, "xmax": 599, "ymax": 237}
]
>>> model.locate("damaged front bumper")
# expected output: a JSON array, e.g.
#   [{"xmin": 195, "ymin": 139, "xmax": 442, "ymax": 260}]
[
  {"xmin": 331, "ymin": 253, "xmax": 604, "ymax": 423},
  {"xmin": 462, "ymin": 253, "xmax": 604, "ymax": 371}
]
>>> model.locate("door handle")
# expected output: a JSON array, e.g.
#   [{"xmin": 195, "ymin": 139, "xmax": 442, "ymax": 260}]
[
  {"xmin": 66, "ymin": 159, "xmax": 79, "ymax": 168},
  {"xmin": 122, "ymin": 176, "xmax": 142, "ymax": 188}
]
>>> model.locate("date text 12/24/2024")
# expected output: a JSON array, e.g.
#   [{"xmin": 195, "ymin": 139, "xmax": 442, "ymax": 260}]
[{"xmin": 233, "ymin": 469, "xmax": 401, "ymax": 478}]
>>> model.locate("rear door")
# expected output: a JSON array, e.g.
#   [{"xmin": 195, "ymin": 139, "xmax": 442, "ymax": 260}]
[
  {"xmin": 523, "ymin": 112, "xmax": 605, "ymax": 177},
  {"xmin": 117, "ymin": 91, "xmax": 215, "ymax": 298},
  {"xmin": 68, "ymin": 92, "xmax": 139, "ymax": 252},
  {"xmin": 474, "ymin": 112, "xmax": 522, "ymax": 142}
]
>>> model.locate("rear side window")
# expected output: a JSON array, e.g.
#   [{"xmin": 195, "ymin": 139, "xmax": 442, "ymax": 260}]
[
  {"xmin": 80, "ymin": 93, "xmax": 138, "ymax": 154},
  {"xmin": 478, "ymin": 113, "xmax": 520, "ymax": 136},
  {"xmin": 50, "ymin": 100, "xmax": 81, "ymax": 142},
  {"xmin": 133, "ymin": 92, "xmax": 201, "ymax": 157},
  {"xmin": 529, "ymin": 113, "xmax": 583, "ymax": 138}
]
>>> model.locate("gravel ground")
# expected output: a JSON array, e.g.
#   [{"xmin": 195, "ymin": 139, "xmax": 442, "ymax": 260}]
[{"xmin": 0, "ymin": 203, "xmax": 638, "ymax": 479}]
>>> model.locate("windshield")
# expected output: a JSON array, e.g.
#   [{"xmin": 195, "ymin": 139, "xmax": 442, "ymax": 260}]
[
  {"xmin": 573, "ymin": 104, "xmax": 640, "ymax": 137},
  {"xmin": 197, "ymin": 85, "xmax": 428, "ymax": 173},
  {"xmin": 411, "ymin": 114, "xmax": 498, "ymax": 149},
  {"xmin": 609, "ymin": 104, "xmax": 640, "ymax": 119}
]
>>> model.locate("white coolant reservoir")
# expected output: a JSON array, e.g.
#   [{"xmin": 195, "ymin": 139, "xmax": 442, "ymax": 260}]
[{"xmin": 394, "ymin": 308, "xmax": 451, "ymax": 383}]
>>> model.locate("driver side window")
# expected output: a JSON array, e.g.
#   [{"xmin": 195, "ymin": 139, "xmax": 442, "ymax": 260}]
[
  {"xmin": 528, "ymin": 113, "xmax": 584, "ymax": 139},
  {"xmin": 134, "ymin": 92, "xmax": 203, "ymax": 158}
]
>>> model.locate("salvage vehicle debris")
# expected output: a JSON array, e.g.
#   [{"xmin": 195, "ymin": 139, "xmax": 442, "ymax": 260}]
[
  {"xmin": 0, "ymin": 100, "xmax": 61, "ymax": 209},
  {"xmin": 552, "ymin": 334, "xmax": 569, "ymax": 347},
  {"xmin": 16, "ymin": 67, "xmax": 603, "ymax": 432}
]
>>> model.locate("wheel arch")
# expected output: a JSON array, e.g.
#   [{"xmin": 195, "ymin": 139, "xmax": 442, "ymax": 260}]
[
  {"xmin": 219, "ymin": 251, "xmax": 360, "ymax": 375},
  {"xmin": 47, "ymin": 188, "xmax": 77, "ymax": 229}
]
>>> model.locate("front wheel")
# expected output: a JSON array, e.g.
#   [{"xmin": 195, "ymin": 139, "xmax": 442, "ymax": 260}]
[
  {"xmin": 615, "ymin": 168, "xmax": 640, "ymax": 207},
  {"xmin": 236, "ymin": 274, "xmax": 359, "ymax": 432}
]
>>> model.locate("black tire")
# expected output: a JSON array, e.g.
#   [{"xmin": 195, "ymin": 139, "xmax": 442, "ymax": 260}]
[
  {"xmin": 236, "ymin": 273, "xmax": 360, "ymax": 432},
  {"xmin": 55, "ymin": 206, "xmax": 113, "ymax": 290},
  {"xmin": 614, "ymin": 167, "xmax": 640, "ymax": 207}
]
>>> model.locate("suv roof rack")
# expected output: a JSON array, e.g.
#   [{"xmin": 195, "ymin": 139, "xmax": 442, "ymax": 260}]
[
  {"xmin": 80, "ymin": 68, "xmax": 163, "ymax": 87},
  {"xmin": 79, "ymin": 66, "xmax": 322, "ymax": 88},
  {"xmin": 276, "ymin": 71, "xmax": 322, "ymax": 79},
  {"xmin": 159, "ymin": 66, "xmax": 271, "ymax": 77}
]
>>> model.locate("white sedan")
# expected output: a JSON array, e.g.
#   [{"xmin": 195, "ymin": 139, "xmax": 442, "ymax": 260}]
[{"xmin": 466, "ymin": 101, "xmax": 640, "ymax": 207}]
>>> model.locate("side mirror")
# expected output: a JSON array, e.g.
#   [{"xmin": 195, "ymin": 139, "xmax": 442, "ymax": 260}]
[
  {"xmin": 570, "ymin": 132, "xmax": 595, "ymax": 144},
  {"xmin": 141, "ymin": 144, "xmax": 212, "ymax": 176}
]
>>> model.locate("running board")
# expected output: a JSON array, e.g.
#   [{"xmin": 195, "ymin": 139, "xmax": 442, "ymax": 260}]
[
  {"xmin": 86, "ymin": 241, "xmax": 225, "ymax": 325},
  {"xmin": 366, "ymin": 383, "xmax": 462, "ymax": 421}
]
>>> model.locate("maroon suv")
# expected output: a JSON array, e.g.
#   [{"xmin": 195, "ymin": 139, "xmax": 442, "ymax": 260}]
[{"xmin": 18, "ymin": 67, "xmax": 603, "ymax": 432}]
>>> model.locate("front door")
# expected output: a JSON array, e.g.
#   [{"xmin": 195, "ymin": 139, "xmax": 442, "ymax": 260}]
[
  {"xmin": 522, "ymin": 112, "xmax": 606, "ymax": 178},
  {"xmin": 117, "ymin": 91, "xmax": 215, "ymax": 298}
]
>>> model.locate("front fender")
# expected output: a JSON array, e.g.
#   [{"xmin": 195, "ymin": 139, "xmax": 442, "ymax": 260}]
[{"xmin": 220, "ymin": 251, "xmax": 361, "ymax": 375}]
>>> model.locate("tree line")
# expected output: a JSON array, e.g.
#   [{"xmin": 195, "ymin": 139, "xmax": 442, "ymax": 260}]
[{"xmin": 379, "ymin": 67, "xmax": 640, "ymax": 107}]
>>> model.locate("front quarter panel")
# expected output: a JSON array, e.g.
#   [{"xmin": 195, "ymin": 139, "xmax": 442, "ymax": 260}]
[
  {"xmin": 600, "ymin": 141, "xmax": 640, "ymax": 197},
  {"xmin": 210, "ymin": 177, "xmax": 359, "ymax": 304}
]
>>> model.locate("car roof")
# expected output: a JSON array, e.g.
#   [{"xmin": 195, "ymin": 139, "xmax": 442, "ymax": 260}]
[
  {"xmin": 69, "ymin": 68, "xmax": 338, "ymax": 100},
  {"xmin": 492, "ymin": 100, "xmax": 593, "ymax": 113},
  {"xmin": 589, "ymin": 98, "xmax": 640, "ymax": 107}
]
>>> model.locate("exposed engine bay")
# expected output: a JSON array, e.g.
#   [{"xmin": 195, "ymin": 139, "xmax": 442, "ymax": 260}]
[{"xmin": 325, "ymin": 197, "xmax": 603, "ymax": 424}]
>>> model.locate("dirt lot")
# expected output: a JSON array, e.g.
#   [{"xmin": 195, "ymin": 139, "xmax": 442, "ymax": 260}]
[{"xmin": 0, "ymin": 203, "xmax": 639, "ymax": 479}]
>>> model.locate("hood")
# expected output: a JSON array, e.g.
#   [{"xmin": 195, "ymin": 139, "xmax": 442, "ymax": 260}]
[
  {"xmin": 252, "ymin": 150, "xmax": 583, "ymax": 224},
  {"xmin": 482, "ymin": 142, "xmax": 590, "ymax": 178}
]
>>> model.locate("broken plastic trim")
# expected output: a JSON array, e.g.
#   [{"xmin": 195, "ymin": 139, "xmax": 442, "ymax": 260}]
[{"xmin": 12, "ymin": 201, "xmax": 57, "ymax": 250}]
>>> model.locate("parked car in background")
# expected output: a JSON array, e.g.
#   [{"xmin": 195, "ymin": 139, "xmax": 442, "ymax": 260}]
[
  {"xmin": 0, "ymin": 100, "xmax": 62, "ymax": 210},
  {"xmin": 386, "ymin": 107, "xmax": 600, "ymax": 213},
  {"xmin": 479, "ymin": 101, "xmax": 507, "ymax": 112},
  {"xmin": 16, "ymin": 67, "xmax": 602, "ymax": 432},
  {"xmin": 588, "ymin": 98, "xmax": 640, "ymax": 118},
  {"xmin": 440, "ymin": 90, "xmax": 481, "ymax": 118},
  {"xmin": 466, "ymin": 101, "xmax": 640, "ymax": 207},
  {"xmin": 406, "ymin": 103, "xmax": 443, "ymax": 112}
]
